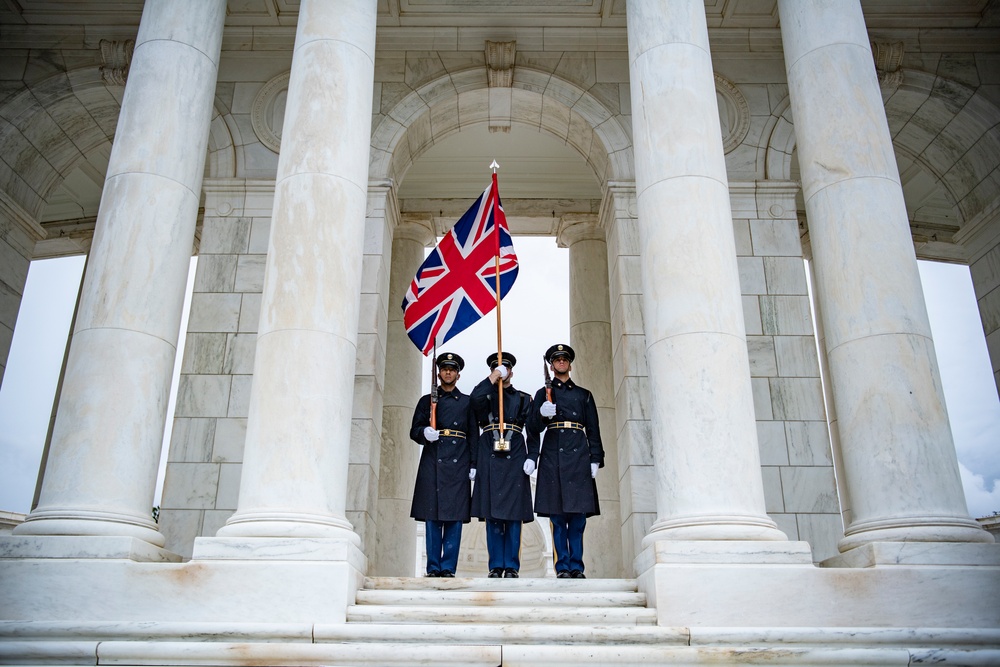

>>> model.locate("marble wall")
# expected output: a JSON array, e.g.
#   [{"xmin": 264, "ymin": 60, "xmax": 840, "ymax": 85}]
[{"xmin": 159, "ymin": 182, "xmax": 270, "ymax": 558}]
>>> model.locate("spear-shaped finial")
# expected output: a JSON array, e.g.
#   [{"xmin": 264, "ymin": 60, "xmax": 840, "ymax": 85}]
[{"xmin": 490, "ymin": 159, "xmax": 500, "ymax": 173}]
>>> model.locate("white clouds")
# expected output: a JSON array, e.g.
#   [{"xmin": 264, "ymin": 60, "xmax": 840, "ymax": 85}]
[{"xmin": 960, "ymin": 462, "xmax": 1000, "ymax": 520}]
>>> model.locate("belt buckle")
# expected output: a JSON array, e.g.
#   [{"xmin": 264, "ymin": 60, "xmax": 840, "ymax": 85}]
[{"xmin": 492, "ymin": 429, "xmax": 511, "ymax": 452}]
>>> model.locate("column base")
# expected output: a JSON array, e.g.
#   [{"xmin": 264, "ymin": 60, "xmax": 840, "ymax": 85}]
[
  {"xmin": 215, "ymin": 511, "xmax": 362, "ymax": 547},
  {"xmin": 192, "ymin": 536, "xmax": 367, "ymax": 571},
  {"xmin": 641, "ymin": 514, "xmax": 787, "ymax": 548},
  {"xmin": 1, "ymin": 538, "xmax": 367, "ymax": 624},
  {"xmin": 636, "ymin": 539, "xmax": 1000, "ymax": 628},
  {"xmin": 0, "ymin": 535, "xmax": 181, "ymax": 563},
  {"xmin": 839, "ymin": 514, "xmax": 995, "ymax": 552},
  {"xmin": 822, "ymin": 541, "xmax": 1000, "ymax": 568},
  {"xmin": 13, "ymin": 508, "xmax": 165, "ymax": 547}
]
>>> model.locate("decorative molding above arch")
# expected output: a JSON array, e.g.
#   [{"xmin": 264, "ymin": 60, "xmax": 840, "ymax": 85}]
[
  {"xmin": 715, "ymin": 74, "xmax": 751, "ymax": 154},
  {"xmin": 370, "ymin": 67, "xmax": 632, "ymax": 193},
  {"xmin": 251, "ymin": 71, "xmax": 290, "ymax": 154}
]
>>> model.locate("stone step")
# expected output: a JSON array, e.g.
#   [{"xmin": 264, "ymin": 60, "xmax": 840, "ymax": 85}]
[
  {"xmin": 355, "ymin": 589, "xmax": 647, "ymax": 607},
  {"xmin": 346, "ymin": 604, "xmax": 659, "ymax": 625},
  {"xmin": 317, "ymin": 622, "xmax": 688, "ymax": 645},
  {"xmin": 3, "ymin": 639, "xmax": 997, "ymax": 666},
  {"xmin": 0, "ymin": 640, "xmax": 503, "ymax": 666},
  {"xmin": 364, "ymin": 575, "xmax": 639, "ymax": 592}
]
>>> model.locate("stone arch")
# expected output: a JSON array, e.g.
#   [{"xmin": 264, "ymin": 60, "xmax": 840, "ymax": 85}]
[
  {"xmin": 884, "ymin": 69, "xmax": 1000, "ymax": 225},
  {"xmin": 207, "ymin": 105, "xmax": 238, "ymax": 179},
  {"xmin": 369, "ymin": 67, "xmax": 632, "ymax": 189},
  {"xmin": 0, "ymin": 66, "xmax": 119, "ymax": 220},
  {"xmin": 763, "ymin": 69, "xmax": 1000, "ymax": 229},
  {"xmin": 762, "ymin": 97, "xmax": 796, "ymax": 182}
]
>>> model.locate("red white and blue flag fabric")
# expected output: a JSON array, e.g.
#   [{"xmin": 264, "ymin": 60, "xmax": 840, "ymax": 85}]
[{"xmin": 402, "ymin": 174, "xmax": 518, "ymax": 355}]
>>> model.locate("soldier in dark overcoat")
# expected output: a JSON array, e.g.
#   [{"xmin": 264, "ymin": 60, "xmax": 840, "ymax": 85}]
[
  {"xmin": 469, "ymin": 352, "xmax": 538, "ymax": 578},
  {"xmin": 409, "ymin": 352, "xmax": 477, "ymax": 577},
  {"xmin": 527, "ymin": 343, "xmax": 604, "ymax": 578}
]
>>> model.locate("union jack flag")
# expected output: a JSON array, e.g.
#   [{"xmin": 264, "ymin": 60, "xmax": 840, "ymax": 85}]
[{"xmin": 402, "ymin": 174, "xmax": 518, "ymax": 355}]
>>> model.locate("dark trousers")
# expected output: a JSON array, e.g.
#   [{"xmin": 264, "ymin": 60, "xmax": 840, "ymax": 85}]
[
  {"xmin": 550, "ymin": 513, "xmax": 587, "ymax": 574},
  {"xmin": 425, "ymin": 519, "xmax": 462, "ymax": 574},
  {"xmin": 485, "ymin": 518, "xmax": 522, "ymax": 571}
]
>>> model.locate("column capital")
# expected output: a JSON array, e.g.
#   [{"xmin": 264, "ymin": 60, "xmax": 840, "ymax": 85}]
[
  {"xmin": 396, "ymin": 213, "xmax": 436, "ymax": 246},
  {"xmin": 598, "ymin": 182, "xmax": 638, "ymax": 228},
  {"xmin": 556, "ymin": 213, "xmax": 602, "ymax": 248}
]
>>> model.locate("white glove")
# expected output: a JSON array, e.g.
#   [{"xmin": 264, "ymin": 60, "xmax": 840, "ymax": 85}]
[
  {"xmin": 591, "ymin": 462, "xmax": 599, "ymax": 479},
  {"xmin": 423, "ymin": 426, "xmax": 439, "ymax": 442},
  {"xmin": 469, "ymin": 468, "xmax": 477, "ymax": 481},
  {"xmin": 497, "ymin": 365, "xmax": 509, "ymax": 379},
  {"xmin": 540, "ymin": 401, "xmax": 557, "ymax": 418},
  {"xmin": 523, "ymin": 459, "xmax": 536, "ymax": 475}
]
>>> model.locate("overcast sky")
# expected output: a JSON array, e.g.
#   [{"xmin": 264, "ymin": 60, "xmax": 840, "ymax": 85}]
[{"xmin": 1, "ymin": 240, "xmax": 998, "ymax": 520}]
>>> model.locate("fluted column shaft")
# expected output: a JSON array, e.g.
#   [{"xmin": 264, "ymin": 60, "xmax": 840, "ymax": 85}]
[
  {"xmin": 15, "ymin": 0, "xmax": 226, "ymax": 546},
  {"xmin": 626, "ymin": 0, "xmax": 784, "ymax": 544},
  {"xmin": 218, "ymin": 0, "xmax": 376, "ymax": 542},
  {"xmin": 777, "ymin": 0, "xmax": 989, "ymax": 549}
]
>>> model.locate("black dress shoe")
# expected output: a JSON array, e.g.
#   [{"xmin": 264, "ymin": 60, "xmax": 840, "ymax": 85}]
[
  {"xmin": 439, "ymin": 570, "xmax": 455, "ymax": 577},
  {"xmin": 488, "ymin": 568, "xmax": 504, "ymax": 578},
  {"xmin": 426, "ymin": 570, "xmax": 440, "ymax": 577},
  {"xmin": 503, "ymin": 568, "xmax": 519, "ymax": 578},
  {"xmin": 556, "ymin": 571, "xmax": 572, "ymax": 578},
  {"xmin": 570, "ymin": 570, "xmax": 586, "ymax": 578}
]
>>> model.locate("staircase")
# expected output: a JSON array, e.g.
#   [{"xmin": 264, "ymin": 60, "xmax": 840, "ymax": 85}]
[
  {"xmin": 332, "ymin": 575, "xmax": 678, "ymax": 662},
  {"xmin": 3, "ymin": 576, "xmax": 1000, "ymax": 665}
]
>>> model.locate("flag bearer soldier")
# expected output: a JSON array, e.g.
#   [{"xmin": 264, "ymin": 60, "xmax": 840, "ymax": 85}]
[
  {"xmin": 527, "ymin": 344, "xmax": 604, "ymax": 578},
  {"xmin": 469, "ymin": 352, "xmax": 538, "ymax": 578},
  {"xmin": 410, "ymin": 352, "xmax": 477, "ymax": 577}
]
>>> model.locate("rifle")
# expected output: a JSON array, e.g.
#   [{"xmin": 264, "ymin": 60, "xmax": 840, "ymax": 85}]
[
  {"xmin": 430, "ymin": 352, "xmax": 438, "ymax": 430},
  {"xmin": 543, "ymin": 355, "xmax": 552, "ymax": 403}
]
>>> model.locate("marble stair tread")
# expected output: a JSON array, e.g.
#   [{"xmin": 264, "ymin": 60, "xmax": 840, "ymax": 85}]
[
  {"xmin": 317, "ymin": 622, "xmax": 688, "ymax": 644},
  {"xmin": 365, "ymin": 576, "xmax": 638, "ymax": 592},
  {"xmin": 3, "ymin": 640, "xmax": 504, "ymax": 666},
  {"xmin": 10, "ymin": 640, "xmax": 991, "ymax": 667},
  {"xmin": 355, "ymin": 589, "xmax": 647, "ymax": 607},
  {"xmin": 346, "ymin": 604, "xmax": 658, "ymax": 625}
]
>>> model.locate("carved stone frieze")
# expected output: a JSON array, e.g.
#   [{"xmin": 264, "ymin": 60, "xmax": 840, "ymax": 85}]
[
  {"xmin": 99, "ymin": 39, "xmax": 135, "ymax": 87},
  {"xmin": 871, "ymin": 41, "xmax": 905, "ymax": 99},
  {"xmin": 486, "ymin": 40, "xmax": 516, "ymax": 134},
  {"xmin": 486, "ymin": 40, "xmax": 516, "ymax": 88},
  {"xmin": 251, "ymin": 71, "xmax": 291, "ymax": 154},
  {"xmin": 714, "ymin": 74, "xmax": 751, "ymax": 154}
]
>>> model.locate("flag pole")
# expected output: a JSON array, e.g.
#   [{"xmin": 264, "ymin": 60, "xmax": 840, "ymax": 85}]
[
  {"xmin": 490, "ymin": 161, "xmax": 504, "ymax": 436},
  {"xmin": 430, "ymin": 342, "xmax": 438, "ymax": 430}
]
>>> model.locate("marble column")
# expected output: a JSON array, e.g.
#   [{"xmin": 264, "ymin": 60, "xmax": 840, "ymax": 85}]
[
  {"xmin": 777, "ymin": 0, "xmax": 990, "ymax": 549},
  {"xmin": 374, "ymin": 215, "xmax": 434, "ymax": 576},
  {"xmin": 216, "ymin": 0, "xmax": 376, "ymax": 544},
  {"xmin": 626, "ymin": 0, "xmax": 785, "ymax": 544},
  {"xmin": 14, "ymin": 0, "xmax": 225, "ymax": 547},
  {"xmin": 558, "ymin": 214, "xmax": 623, "ymax": 578}
]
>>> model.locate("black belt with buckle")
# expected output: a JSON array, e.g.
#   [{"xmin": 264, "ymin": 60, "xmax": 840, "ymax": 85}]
[
  {"xmin": 548, "ymin": 421, "xmax": 585, "ymax": 432},
  {"xmin": 483, "ymin": 423, "xmax": 523, "ymax": 433},
  {"xmin": 438, "ymin": 428, "xmax": 466, "ymax": 439}
]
